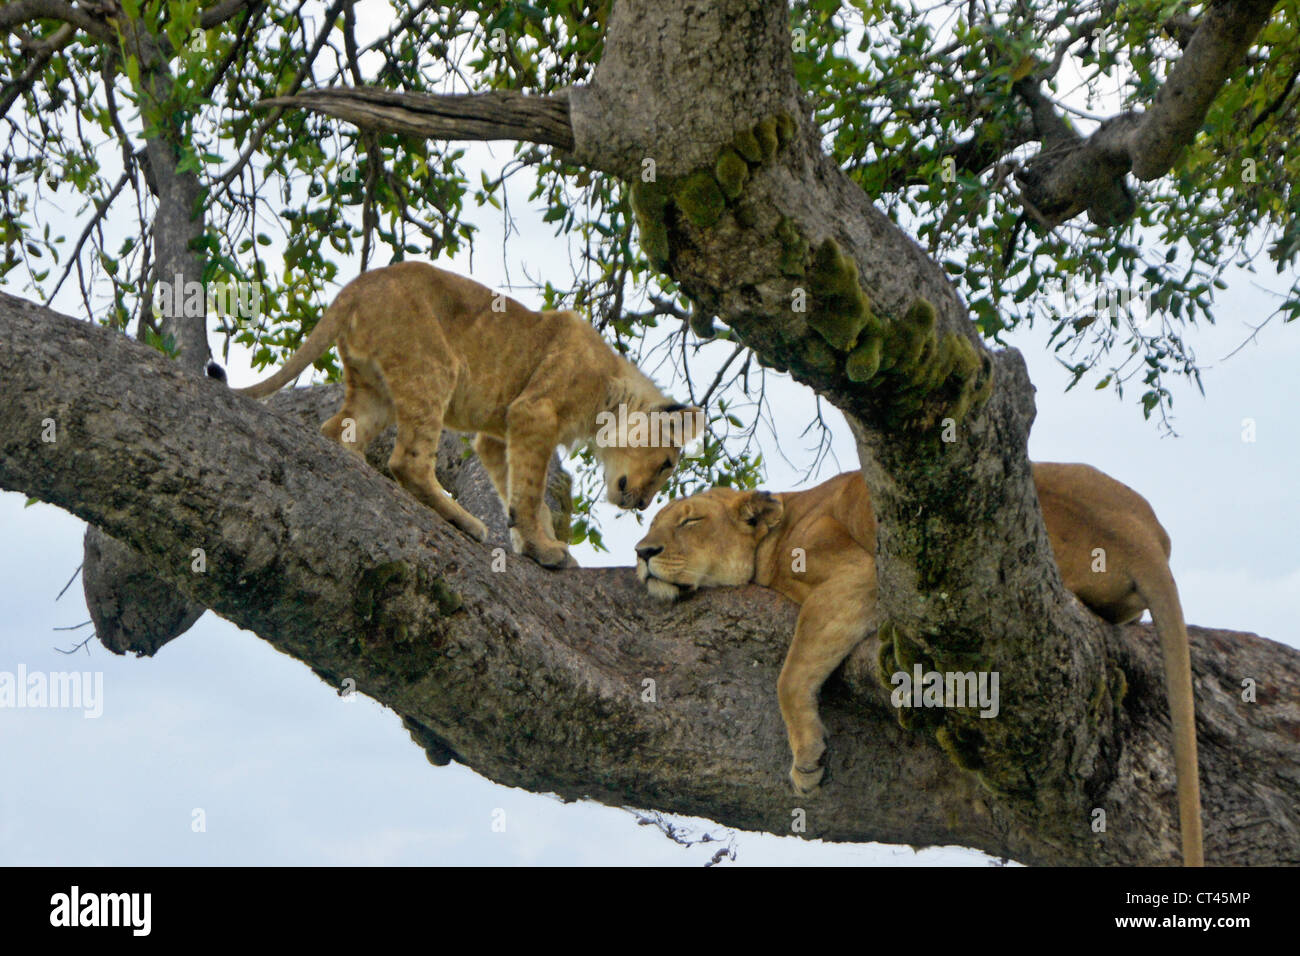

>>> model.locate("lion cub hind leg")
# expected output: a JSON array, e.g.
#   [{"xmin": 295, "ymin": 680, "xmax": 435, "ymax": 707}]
[
  {"xmin": 778, "ymin": 568, "xmax": 877, "ymax": 795},
  {"xmin": 385, "ymin": 371, "xmax": 488, "ymax": 544},
  {"xmin": 504, "ymin": 400, "xmax": 572, "ymax": 569},
  {"xmin": 321, "ymin": 358, "xmax": 393, "ymax": 457}
]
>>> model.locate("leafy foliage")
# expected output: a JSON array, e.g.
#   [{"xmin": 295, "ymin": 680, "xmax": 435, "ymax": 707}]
[
  {"xmin": 2, "ymin": 0, "xmax": 1294, "ymax": 536},
  {"xmin": 789, "ymin": 0, "xmax": 1299, "ymax": 424}
]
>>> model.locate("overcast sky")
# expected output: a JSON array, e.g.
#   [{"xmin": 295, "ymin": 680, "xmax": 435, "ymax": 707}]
[{"xmin": 2, "ymin": 4, "xmax": 1296, "ymax": 867}]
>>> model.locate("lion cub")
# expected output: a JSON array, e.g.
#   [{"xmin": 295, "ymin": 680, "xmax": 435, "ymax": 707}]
[{"xmin": 236, "ymin": 262, "xmax": 702, "ymax": 567}]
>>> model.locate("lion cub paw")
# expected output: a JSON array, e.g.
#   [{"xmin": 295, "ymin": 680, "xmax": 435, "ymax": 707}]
[
  {"xmin": 511, "ymin": 532, "xmax": 573, "ymax": 569},
  {"xmin": 531, "ymin": 542, "xmax": 574, "ymax": 569},
  {"xmin": 455, "ymin": 514, "xmax": 490, "ymax": 543},
  {"xmin": 790, "ymin": 762, "xmax": 825, "ymax": 796}
]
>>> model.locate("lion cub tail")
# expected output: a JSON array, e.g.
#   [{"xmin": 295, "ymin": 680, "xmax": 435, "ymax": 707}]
[
  {"xmin": 234, "ymin": 298, "xmax": 351, "ymax": 399},
  {"xmin": 1136, "ymin": 561, "xmax": 1204, "ymax": 866}
]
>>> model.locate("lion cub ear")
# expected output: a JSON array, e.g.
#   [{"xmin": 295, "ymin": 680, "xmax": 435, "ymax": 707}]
[
  {"xmin": 657, "ymin": 403, "xmax": 706, "ymax": 446},
  {"xmin": 735, "ymin": 491, "xmax": 783, "ymax": 533}
]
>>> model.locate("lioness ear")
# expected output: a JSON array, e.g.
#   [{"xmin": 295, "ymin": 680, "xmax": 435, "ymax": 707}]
[
  {"xmin": 735, "ymin": 491, "xmax": 783, "ymax": 532},
  {"xmin": 657, "ymin": 403, "xmax": 705, "ymax": 446}
]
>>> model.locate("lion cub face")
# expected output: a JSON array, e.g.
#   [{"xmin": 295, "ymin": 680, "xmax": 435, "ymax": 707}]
[
  {"xmin": 598, "ymin": 404, "xmax": 703, "ymax": 511},
  {"xmin": 635, "ymin": 488, "xmax": 784, "ymax": 601}
]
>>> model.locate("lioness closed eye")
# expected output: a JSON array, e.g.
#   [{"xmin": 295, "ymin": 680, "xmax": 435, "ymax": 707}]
[
  {"xmin": 236, "ymin": 262, "xmax": 702, "ymax": 568},
  {"xmin": 635, "ymin": 465, "xmax": 1203, "ymax": 867}
]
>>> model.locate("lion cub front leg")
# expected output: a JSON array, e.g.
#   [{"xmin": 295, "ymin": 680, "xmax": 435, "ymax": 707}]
[
  {"xmin": 504, "ymin": 402, "xmax": 572, "ymax": 569},
  {"xmin": 777, "ymin": 569, "xmax": 876, "ymax": 795},
  {"xmin": 477, "ymin": 432, "xmax": 564, "ymax": 551}
]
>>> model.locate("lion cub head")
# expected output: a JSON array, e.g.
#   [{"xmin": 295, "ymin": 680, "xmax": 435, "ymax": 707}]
[
  {"xmin": 596, "ymin": 403, "xmax": 704, "ymax": 511},
  {"xmin": 634, "ymin": 487, "xmax": 785, "ymax": 601}
]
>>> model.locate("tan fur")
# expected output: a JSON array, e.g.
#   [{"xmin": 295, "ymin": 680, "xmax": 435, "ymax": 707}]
[
  {"xmin": 635, "ymin": 464, "xmax": 1203, "ymax": 866},
  {"xmin": 238, "ymin": 262, "xmax": 702, "ymax": 567}
]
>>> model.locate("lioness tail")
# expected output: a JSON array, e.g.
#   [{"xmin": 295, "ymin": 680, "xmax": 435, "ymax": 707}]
[{"xmin": 1137, "ymin": 562, "xmax": 1204, "ymax": 866}]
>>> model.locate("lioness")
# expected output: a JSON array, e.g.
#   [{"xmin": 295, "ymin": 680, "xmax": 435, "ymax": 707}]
[
  {"xmin": 236, "ymin": 262, "xmax": 702, "ymax": 567},
  {"xmin": 635, "ymin": 465, "xmax": 1203, "ymax": 866}
]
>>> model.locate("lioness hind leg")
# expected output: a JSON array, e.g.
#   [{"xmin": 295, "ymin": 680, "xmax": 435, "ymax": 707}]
[
  {"xmin": 504, "ymin": 401, "xmax": 571, "ymax": 568},
  {"xmin": 778, "ymin": 568, "xmax": 877, "ymax": 795},
  {"xmin": 386, "ymin": 377, "xmax": 488, "ymax": 543}
]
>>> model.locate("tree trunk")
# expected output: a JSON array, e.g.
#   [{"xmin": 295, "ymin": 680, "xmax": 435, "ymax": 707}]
[
  {"xmin": 80, "ymin": 11, "xmax": 218, "ymax": 655},
  {"xmin": 2, "ymin": 293, "xmax": 1297, "ymax": 865}
]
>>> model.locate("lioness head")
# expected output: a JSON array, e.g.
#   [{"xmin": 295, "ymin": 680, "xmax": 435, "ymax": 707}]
[
  {"xmin": 634, "ymin": 487, "xmax": 785, "ymax": 601},
  {"xmin": 598, "ymin": 403, "xmax": 704, "ymax": 510}
]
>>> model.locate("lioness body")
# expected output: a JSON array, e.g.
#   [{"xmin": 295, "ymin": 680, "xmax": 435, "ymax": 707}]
[
  {"xmin": 636, "ymin": 464, "xmax": 1203, "ymax": 865},
  {"xmin": 239, "ymin": 262, "xmax": 700, "ymax": 566}
]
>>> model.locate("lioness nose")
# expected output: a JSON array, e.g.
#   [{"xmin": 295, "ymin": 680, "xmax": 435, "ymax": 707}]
[{"xmin": 636, "ymin": 544, "xmax": 662, "ymax": 561}]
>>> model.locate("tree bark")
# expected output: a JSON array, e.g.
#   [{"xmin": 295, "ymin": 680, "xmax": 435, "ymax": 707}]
[
  {"xmin": 2, "ymin": 293, "xmax": 1298, "ymax": 865},
  {"xmin": 256, "ymin": 88, "xmax": 575, "ymax": 150},
  {"xmin": 83, "ymin": 382, "xmax": 573, "ymax": 658}
]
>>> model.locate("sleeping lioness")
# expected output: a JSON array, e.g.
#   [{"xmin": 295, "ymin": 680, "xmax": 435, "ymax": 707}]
[
  {"xmin": 635, "ymin": 465, "xmax": 1203, "ymax": 866},
  {"xmin": 236, "ymin": 262, "xmax": 702, "ymax": 567}
]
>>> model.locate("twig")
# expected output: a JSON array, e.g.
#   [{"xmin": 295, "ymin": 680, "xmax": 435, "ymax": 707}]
[{"xmin": 55, "ymin": 562, "xmax": 83, "ymax": 601}]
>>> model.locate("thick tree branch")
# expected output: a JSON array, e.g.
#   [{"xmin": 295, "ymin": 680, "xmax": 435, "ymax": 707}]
[
  {"xmin": 3, "ymin": 293, "xmax": 1298, "ymax": 865},
  {"xmin": 0, "ymin": 0, "xmax": 262, "ymax": 44},
  {"xmin": 1012, "ymin": 78, "xmax": 1136, "ymax": 227},
  {"xmin": 0, "ymin": 0, "xmax": 114, "ymax": 42},
  {"xmin": 1129, "ymin": 0, "xmax": 1279, "ymax": 179},
  {"xmin": 1014, "ymin": 0, "xmax": 1280, "ymax": 225},
  {"xmin": 198, "ymin": 0, "xmax": 259, "ymax": 30},
  {"xmin": 254, "ymin": 88, "xmax": 575, "ymax": 152},
  {"xmin": 84, "ymin": 383, "xmax": 574, "ymax": 658}
]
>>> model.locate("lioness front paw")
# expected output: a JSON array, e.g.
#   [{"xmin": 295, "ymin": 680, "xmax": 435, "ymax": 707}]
[
  {"xmin": 790, "ymin": 762, "xmax": 825, "ymax": 796},
  {"xmin": 788, "ymin": 732, "xmax": 827, "ymax": 795}
]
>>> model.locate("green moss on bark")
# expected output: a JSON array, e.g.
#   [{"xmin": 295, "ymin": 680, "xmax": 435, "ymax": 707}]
[
  {"xmin": 673, "ymin": 171, "xmax": 726, "ymax": 229},
  {"xmin": 775, "ymin": 111, "xmax": 797, "ymax": 146},
  {"xmin": 733, "ymin": 126, "xmax": 763, "ymax": 162},
  {"xmin": 802, "ymin": 336, "xmax": 841, "ymax": 373},
  {"xmin": 846, "ymin": 336, "xmax": 883, "ymax": 383},
  {"xmin": 806, "ymin": 238, "xmax": 876, "ymax": 351},
  {"xmin": 936, "ymin": 724, "xmax": 986, "ymax": 771},
  {"xmin": 629, "ymin": 179, "xmax": 672, "ymax": 268},
  {"xmin": 754, "ymin": 116, "xmax": 780, "ymax": 161},
  {"xmin": 714, "ymin": 147, "xmax": 749, "ymax": 199},
  {"xmin": 775, "ymin": 216, "xmax": 808, "ymax": 276}
]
